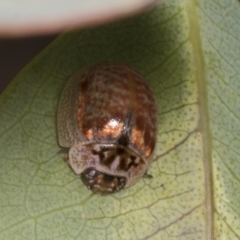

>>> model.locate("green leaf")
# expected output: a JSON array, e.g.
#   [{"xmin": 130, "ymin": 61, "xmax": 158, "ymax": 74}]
[{"xmin": 1, "ymin": 0, "xmax": 240, "ymax": 239}]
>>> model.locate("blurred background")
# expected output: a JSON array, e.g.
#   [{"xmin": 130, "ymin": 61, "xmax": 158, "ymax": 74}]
[
  {"xmin": 0, "ymin": 0, "xmax": 157, "ymax": 95},
  {"xmin": 0, "ymin": 35, "xmax": 57, "ymax": 94}
]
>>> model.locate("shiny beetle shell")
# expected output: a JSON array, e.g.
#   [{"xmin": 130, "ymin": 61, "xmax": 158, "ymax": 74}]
[{"xmin": 57, "ymin": 63, "xmax": 158, "ymax": 194}]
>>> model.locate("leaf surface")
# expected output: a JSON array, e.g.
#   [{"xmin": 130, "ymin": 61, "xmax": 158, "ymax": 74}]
[{"xmin": 0, "ymin": 0, "xmax": 240, "ymax": 239}]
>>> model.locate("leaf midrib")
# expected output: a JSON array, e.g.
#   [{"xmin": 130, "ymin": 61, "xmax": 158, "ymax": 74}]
[{"xmin": 186, "ymin": 0, "xmax": 214, "ymax": 239}]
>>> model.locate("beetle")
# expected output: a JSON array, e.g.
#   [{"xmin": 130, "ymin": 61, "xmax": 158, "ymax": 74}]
[{"xmin": 57, "ymin": 63, "xmax": 158, "ymax": 194}]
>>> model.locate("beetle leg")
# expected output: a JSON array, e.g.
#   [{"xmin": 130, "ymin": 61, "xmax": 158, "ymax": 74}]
[
  {"xmin": 144, "ymin": 172, "xmax": 153, "ymax": 179},
  {"xmin": 57, "ymin": 148, "xmax": 70, "ymax": 163},
  {"xmin": 58, "ymin": 148, "xmax": 69, "ymax": 154}
]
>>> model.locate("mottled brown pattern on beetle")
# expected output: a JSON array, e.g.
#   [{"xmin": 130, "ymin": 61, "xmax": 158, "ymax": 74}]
[
  {"xmin": 77, "ymin": 63, "xmax": 157, "ymax": 158},
  {"xmin": 77, "ymin": 66, "xmax": 129, "ymax": 140},
  {"xmin": 78, "ymin": 68, "xmax": 127, "ymax": 139},
  {"xmin": 131, "ymin": 78, "xmax": 157, "ymax": 157}
]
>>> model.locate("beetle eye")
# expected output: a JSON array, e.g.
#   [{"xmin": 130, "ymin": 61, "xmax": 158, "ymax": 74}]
[
  {"xmin": 81, "ymin": 168, "xmax": 126, "ymax": 194},
  {"xmin": 118, "ymin": 178, "xmax": 125, "ymax": 190},
  {"xmin": 84, "ymin": 169, "xmax": 97, "ymax": 180}
]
